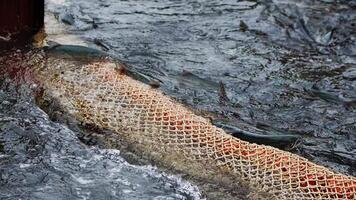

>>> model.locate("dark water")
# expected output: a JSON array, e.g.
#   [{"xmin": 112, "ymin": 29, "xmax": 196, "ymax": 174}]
[
  {"xmin": 1, "ymin": 0, "xmax": 355, "ymax": 199},
  {"xmin": 47, "ymin": 0, "xmax": 356, "ymax": 175},
  {"xmin": 0, "ymin": 78, "xmax": 202, "ymax": 199}
]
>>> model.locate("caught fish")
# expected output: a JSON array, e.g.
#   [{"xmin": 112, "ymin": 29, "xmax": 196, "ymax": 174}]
[
  {"xmin": 170, "ymin": 69, "xmax": 220, "ymax": 91},
  {"xmin": 306, "ymin": 85, "xmax": 356, "ymax": 108},
  {"xmin": 3, "ymin": 45, "xmax": 356, "ymax": 199},
  {"xmin": 213, "ymin": 122, "xmax": 301, "ymax": 149}
]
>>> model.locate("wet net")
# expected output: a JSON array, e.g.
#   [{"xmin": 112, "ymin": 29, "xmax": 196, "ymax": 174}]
[{"xmin": 31, "ymin": 53, "xmax": 356, "ymax": 199}]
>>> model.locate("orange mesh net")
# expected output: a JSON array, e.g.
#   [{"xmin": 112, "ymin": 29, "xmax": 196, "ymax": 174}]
[{"xmin": 27, "ymin": 52, "xmax": 356, "ymax": 199}]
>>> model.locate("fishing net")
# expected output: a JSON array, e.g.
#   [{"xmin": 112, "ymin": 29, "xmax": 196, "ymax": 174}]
[{"xmin": 26, "ymin": 52, "xmax": 356, "ymax": 199}]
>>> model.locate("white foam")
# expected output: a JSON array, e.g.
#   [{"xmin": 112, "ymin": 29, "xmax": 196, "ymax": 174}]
[
  {"xmin": 74, "ymin": 176, "xmax": 94, "ymax": 185},
  {"xmin": 47, "ymin": 0, "xmax": 69, "ymax": 7},
  {"xmin": 19, "ymin": 163, "xmax": 31, "ymax": 168}
]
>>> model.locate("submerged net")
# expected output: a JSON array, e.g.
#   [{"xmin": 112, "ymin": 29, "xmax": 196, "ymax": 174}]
[{"xmin": 27, "ymin": 51, "xmax": 356, "ymax": 199}]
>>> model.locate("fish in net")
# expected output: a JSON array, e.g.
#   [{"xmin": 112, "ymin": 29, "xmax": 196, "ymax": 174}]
[{"xmin": 2, "ymin": 46, "xmax": 355, "ymax": 199}]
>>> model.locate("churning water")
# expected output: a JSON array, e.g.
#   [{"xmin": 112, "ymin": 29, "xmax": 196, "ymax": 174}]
[{"xmin": 1, "ymin": 0, "xmax": 355, "ymax": 199}]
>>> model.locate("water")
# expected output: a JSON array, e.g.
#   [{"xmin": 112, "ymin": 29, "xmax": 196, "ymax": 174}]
[
  {"xmin": 46, "ymin": 0, "xmax": 355, "ymax": 175},
  {"xmin": 0, "ymin": 79, "xmax": 202, "ymax": 199},
  {"xmin": 1, "ymin": 0, "xmax": 355, "ymax": 199}
]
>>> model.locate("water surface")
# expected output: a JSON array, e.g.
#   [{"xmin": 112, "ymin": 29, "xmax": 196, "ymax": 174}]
[
  {"xmin": 47, "ymin": 0, "xmax": 355, "ymax": 175},
  {"xmin": 1, "ymin": 0, "xmax": 356, "ymax": 199}
]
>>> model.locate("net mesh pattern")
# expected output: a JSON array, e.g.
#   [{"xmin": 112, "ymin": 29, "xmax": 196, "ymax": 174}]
[{"xmin": 34, "ymin": 57, "xmax": 355, "ymax": 199}]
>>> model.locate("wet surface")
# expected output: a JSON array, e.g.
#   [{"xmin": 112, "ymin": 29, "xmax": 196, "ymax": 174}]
[
  {"xmin": 1, "ymin": 0, "xmax": 356, "ymax": 199},
  {"xmin": 0, "ymin": 78, "xmax": 202, "ymax": 200},
  {"xmin": 46, "ymin": 0, "xmax": 356, "ymax": 176}
]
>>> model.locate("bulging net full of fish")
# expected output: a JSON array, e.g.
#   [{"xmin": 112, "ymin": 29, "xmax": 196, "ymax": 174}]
[{"xmin": 21, "ymin": 50, "xmax": 356, "ymax": 199}]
